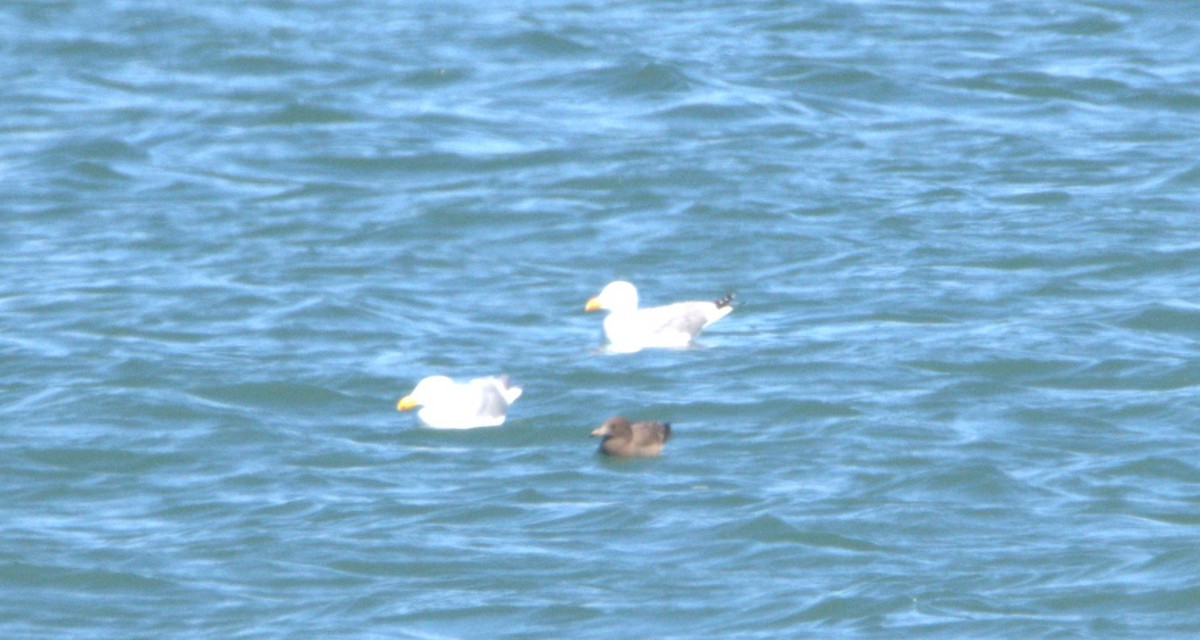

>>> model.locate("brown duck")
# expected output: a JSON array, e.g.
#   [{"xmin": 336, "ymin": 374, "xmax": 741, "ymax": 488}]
[{"xmin": 590, "ymin": 416, "xmax": 671, "ymax": 457}]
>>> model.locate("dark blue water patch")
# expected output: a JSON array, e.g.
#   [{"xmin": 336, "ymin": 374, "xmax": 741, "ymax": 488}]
[
  {"xmin": 1046, "ymin": 356, "xmax": 1199, "ymax": 392},
  {"xmin": 302, "ymin": 146, "xmax": 576, "ymax": 180},
  {"xmin": 400, "ymin": 65, "xmax": 474, "ymax": 86},
  {"xmin": 776, "ymin": 64, "xmax": 907, "ymax": 105},
  {"xmin": 1045, "ymin": 11, "xmax": 1127, "ymax": 36},
  {"xmin": 1030, "ymin": 581, "xmax": 1200, "ymax": 626},
  {"xmin": 1141, "ymin": 511, "xmax": 1200, "ymax": 527},
  {"xmin": 1161, "ymin": 161, "xmax": 1200, "ymax": 188},
  {"xmin": 0, "ymin": 560, "xmax": 187, "ymax": 636},
  {"xmin": 192, "ymin": 380, "xmax": 348, "ymax": 411},
  {"xmin": 713, "ymin": 512, "xmax": 887, "ymax": 558},
  {"xmin": 71, "ymin": 160, "xmax": 134, "ymax": 185},
  {"xmin": 486, "ymin": 28, "xmax": 594, "ymax": 57},
  {"xmin": 785, "ymin": 592, "xmax": 914, "ymax": 628},
  {"xmin": 650, "ymin": 83, "xmax": 780, "ymax": 118},
  {"xmin": 793, "ymin": 529, "xmax": 887, "ymax": 554},
  {"xmin": 1122, "ymin": 85, "xmax": 1200, "ymax": 113},
  {"xmin": 713, "ymin": 512, "xmax": 799, "ymax": 544},
  {"xmin": 49, "ymin": 135, "xmax": 149, "ymax": 163},
  {"xmin": 1149, "ymin": 585, "xmax": 1200, "ymax": 618},
  {"xmin": 527, "ymin": 603, "xmax": 606, "ymax": 628},
  {"xmin": 994, "ymin": 189, "xmax": 1073, "ymax": 206},
  {"xmin": 256, "ymin": 102, "xmax": 363, "ymax": 126},
  {"xmin": 209, "ymin": 50, "xmax": 305, "ymax": 76},
  {"xmin": 22, "ymin": 442, "xmax": 195, "ymax": 477},
  {"xmin": 905, "ymin": 355, "xmax": 1087, "ymax": 384},
  {"xmin": 521, "ymin": 499, "xmax": 650, "ymax": 534},
  {"xmin": 541, "ymin": 59, "xmax": 696, "ymax": 99},
  {"xmin": 47, "ymin": 563, "xmax": 177, "ymax": 594},
  {"xmin": 861, "ymin": 456, "xmax": 1038, "ymax": 506},
  {"xmin": 325, "ymin": 555, "xmax": 487, "ymax": 581},
  {"xmin": 249, "ymin": 181, "xmax": 381, "ymax": 208},
  {"xmin": 1130, "ymin": 545, "xmax": 1200, "ymax": 585},
  {"xmin": 393, "ymin": 604, "xmax": 577, "ymax": 640},
  {"xmin": 35, "ymin": 32, "xmax": 141, "ymax": 67},
  {"xmin": 949, "ymin": 71, "xmax": 1109, "ymax": 104},
  {"xmin": 392, "ymin": 422, "xmax": 561, "ymax": 453},
  {"xmin": 1116, "ymin": 302, "xmax": 1200, "ymax": 337},
  {"xmin": 289, "ymin": 447, "xmax": 388, "ymax": 471},
  {"xmin": 758, "ymin": 2, "xmax": 866, "ymax": 35},
  {"xmin": 1099, "ymin": 455, "xmax": 1200, "ymax": 488}
]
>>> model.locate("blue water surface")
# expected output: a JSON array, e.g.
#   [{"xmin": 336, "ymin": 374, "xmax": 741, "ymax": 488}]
[{"xmin": 3, "ymin": 1, "xmax": 1200, "ymax": 638}]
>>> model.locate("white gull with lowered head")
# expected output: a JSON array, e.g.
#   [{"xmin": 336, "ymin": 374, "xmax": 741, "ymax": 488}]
[{"xmin": 396, "ymin": 375, "xmax": 522, "ymax": 429}]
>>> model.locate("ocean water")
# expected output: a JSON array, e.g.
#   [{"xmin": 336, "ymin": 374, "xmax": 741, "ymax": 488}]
[{"xmin": 3, "ymin": 0, "xmax": 1200, "ymax": 637}]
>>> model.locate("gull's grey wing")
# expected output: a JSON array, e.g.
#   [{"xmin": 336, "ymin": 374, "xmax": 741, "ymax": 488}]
[
  {"xmin": 474, "ymin": 379, "xmax": 511, "ymax": 418},
  {"xmin": 639, "ymin": 303, "xmax": 715, "ymax": 338}
]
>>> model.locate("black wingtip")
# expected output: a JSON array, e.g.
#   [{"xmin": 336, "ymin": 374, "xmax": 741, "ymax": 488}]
[
  {"xmin": 662, "ymin": 423, "xmax": 672, "ymax": 440},
  {"xmin": 714, "ymin": 292, "xmax": 735, "ymax": 308}
]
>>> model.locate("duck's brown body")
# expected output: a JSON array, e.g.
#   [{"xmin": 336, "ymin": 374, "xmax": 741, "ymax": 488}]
[{"xmin": 591, "ymin": 416, "xmax": 671, "ymax": 457}]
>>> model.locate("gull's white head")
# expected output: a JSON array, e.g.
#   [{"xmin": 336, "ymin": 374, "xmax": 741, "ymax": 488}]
[
  {"xmin": 585, "ymin": 280, "xmax": 639, "ymax": 313},
  {"xmin": 396, "ymin": 375, "xmax": 454, "ymax": 411}
]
